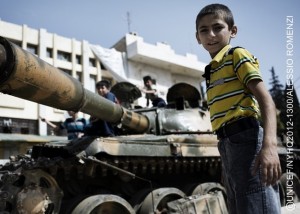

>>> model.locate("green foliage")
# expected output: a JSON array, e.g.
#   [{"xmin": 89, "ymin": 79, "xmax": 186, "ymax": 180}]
[{"xmin": 269, "ymin": 67, "xmax": 285, "ymax": 110}]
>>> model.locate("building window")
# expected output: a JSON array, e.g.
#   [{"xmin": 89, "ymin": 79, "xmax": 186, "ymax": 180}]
[
  {"xmin": 57, "ymin": 50, "xmax": 71, "ymax": 62},
  {"xmin": 100, "ymin": 62, "xmax": 106, "ymax": 70},
  {"xmin": 27, "ymin": 44, "xmax": 38, "ymax": 55},
  {"xmin": 8, "ymin": 39, "xmax": 21, "ymax": 47},
  {"xmin": 76, "ymin": 55, "xmax": 81, "ymax": 64},
  {"xmin": 89, "ymin": 58, "xmax": 96, "ymax": 67},
  {"xmin": 76, "ymin": 72, "xmax": 82, "ymax": 83},
  {"xmin": 46, "ymin": 48, "xmax": 53, "ymax": 58},
  {"xmin": 21, "ymin": 127, "xmax": 29, "ymax": 134},
  {"xmin": 60, "ymin": 68, "xmax": 72, "ymax": 76}
]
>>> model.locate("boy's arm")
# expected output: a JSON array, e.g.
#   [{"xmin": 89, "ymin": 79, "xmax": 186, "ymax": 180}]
[
  {"xmin": 247, "ymin": 79, "xmax": 282, "ymax": 186},
  {"xmin": 40, "ymin": 117, "xmax": 57, "ymax": 129},
  {"xmin": 140, "ymin": 87, "xmax": 156, "ymax": 94}
]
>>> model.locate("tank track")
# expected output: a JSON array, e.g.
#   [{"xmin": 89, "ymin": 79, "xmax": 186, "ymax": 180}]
[
  {"xmin": 2, "ymin": 150, "xmax": 222, "ymax": 182},
  {"xmin": 0, "ymin": 142, "xmax": 222, "ymax": 213}
]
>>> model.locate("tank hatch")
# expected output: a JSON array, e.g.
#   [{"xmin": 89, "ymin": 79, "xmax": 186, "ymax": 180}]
[
  {"xmin": 167, "ymin": 82, "xmax": 201, "ymax": 109},
  {"xmin": 111, "ymin": 82, "xmax": 141, "ymax": 108}
]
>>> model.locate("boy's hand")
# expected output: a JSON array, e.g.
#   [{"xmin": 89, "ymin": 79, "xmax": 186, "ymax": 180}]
[
  {"xmin": 252, "ymin": 143, "xmax": 282, "ymax": 186},
  {"xmin": 247, "ymin": 79, "xmax": 282, "ymax": 186}
]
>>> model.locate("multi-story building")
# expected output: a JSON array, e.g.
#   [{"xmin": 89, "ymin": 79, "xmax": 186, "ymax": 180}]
[{"xmin": 0, "ymin": 19, "xmax": 206, "ymax": 136}]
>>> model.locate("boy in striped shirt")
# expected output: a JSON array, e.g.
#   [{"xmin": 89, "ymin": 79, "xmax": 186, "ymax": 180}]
[{"xmin": 196, "ymin": 4, "xmax": 281, "ymax": 213}]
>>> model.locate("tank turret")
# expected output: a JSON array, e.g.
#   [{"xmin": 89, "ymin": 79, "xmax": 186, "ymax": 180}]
[{"xmin": 0, "ymin": 36, "xmax": 212, "ymax": 136}]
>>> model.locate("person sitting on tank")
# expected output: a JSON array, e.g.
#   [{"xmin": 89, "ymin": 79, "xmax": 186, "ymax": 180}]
[
  {"xmin": 140, "ymin": 75, "xmax": 166, "ymax": 108},
  {"xmin": 41, "ymin": 111, "xmax": 87, "ymax": 140},
  {"xmin": 84, "ymin": 80, "xmax": 118, "ymax": 137}
]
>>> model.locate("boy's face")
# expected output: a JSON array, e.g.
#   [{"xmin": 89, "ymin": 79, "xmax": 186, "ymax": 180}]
[
  {"xmin": 196, "ymin": 14, "xmax": 237, "ymax": 58},
  {"xmin": 97, "ymin": 85, "xmax": 109, "ymax": 97},
  {"xmin": 144, "ymin": 80, "xmax": 152, "ymax": 87}
]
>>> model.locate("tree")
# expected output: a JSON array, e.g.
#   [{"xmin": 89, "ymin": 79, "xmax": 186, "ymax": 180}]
[{"xmin": 269, "ymin": 67, "xmax": 285, "ymax": 110}]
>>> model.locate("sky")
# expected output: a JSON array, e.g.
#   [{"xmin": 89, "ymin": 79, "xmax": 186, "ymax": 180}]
[{"xmin": 0, "ymin": 0, "xmax": 299, "ymax": 98}]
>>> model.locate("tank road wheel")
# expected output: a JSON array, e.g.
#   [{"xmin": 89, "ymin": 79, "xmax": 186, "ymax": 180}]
[
  {"xmin": 71, "ymin": 194, "xmax": 135, "ymax": 214},
  {"xmin": 129, "ymin": 188, "xmax": 153, "ymax": 212},
  {"xmin": 192, "ymin": 182, "xmax": 226, "ymax": 195},
  {"xmin": 191, "ymin": 182, "xmax": 227, "ymax": 202},
  {"xmin": 17, "ymin": 169, "xmax": 63, "ymax": 214},
  {"xmin": 139, "ymin": 188, "xmax": 185, "ymax": 214}
]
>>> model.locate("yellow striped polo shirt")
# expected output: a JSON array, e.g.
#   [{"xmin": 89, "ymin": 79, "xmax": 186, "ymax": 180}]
[{"xmin": 205, "ymin": 45, "xmax": 262, "ymax": 131}]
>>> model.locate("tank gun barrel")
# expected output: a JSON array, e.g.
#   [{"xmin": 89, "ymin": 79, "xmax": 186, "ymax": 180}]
[{"xmin": 0, "ymin": 37, "xmax": 149, "ymax": 133}]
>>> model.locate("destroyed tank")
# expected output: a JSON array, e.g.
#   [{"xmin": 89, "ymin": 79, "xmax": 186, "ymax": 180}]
[{"xmin": 0, "ymin": 36, "xmax": 297, "ymax": 214}]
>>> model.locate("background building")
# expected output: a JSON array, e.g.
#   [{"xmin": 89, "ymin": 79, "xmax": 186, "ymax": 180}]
[{"xmin": 0, "ymin": 20, "xmax": 206, "ymax": 136}]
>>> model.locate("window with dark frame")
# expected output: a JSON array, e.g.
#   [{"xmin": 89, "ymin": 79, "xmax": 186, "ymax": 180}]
[
  {"xmin": 7, "ymin": 39, "xmax": 22, "ymax": 47},
  {"xmin": 76, "ymin": 72, "xmax": 82, "ymax": 83},
  {"xmin": 59, "ymin": 68, "xmax": 72, "ymax": 76},
  {"xmin": 100, "ymin": 62, "xmax": 106, "ymax": 70},
  {"xmin": 89, "ymin": 58, "xmax": 96, "ymax": 67},
  {"xmin": 46, "ymin": 48, "xmax": 53, "ymax": 58},
  {"xmin": 57, "ymin": 50, "xmax": 71, "ymax": 62},
  {"xmin": 76, "ymin": 55, "xmax": 81, "ymax": 64},
  {"xmin": 27, "ymin": 44, "xmax": 38, "ymax": 55}
]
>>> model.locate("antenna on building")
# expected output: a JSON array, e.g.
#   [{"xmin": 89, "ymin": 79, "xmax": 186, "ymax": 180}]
[{"xmin": 126, "ymin": 11, "xmax": 131, "ymax": 33}]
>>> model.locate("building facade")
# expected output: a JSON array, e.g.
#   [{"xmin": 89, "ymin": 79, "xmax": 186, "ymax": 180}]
[{"xmin": 0, "ymin": 20, "xmax": 206, "ymax": 136}]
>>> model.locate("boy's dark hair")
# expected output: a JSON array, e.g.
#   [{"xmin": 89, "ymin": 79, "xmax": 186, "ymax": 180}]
[
  {"xmin": 143, "ymin": 75, "xmax": 152, "ymax": 83},
  {"xmin": 196, "ymin": 4, "xmax": 235, "ymax": 31},
  {"xmin": 96, "ymin": 80, "xmax": 111, "ymax": 89}
]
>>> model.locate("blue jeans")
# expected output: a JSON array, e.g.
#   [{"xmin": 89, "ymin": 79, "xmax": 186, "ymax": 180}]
[{"xmin": 218, "ymin": 126, "xmax": 281, "ymax": 214}]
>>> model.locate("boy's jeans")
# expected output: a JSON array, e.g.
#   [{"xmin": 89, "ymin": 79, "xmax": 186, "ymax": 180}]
[{"xmin": 218, "ymin": 126, "xmax": 281, "ymax": 214}]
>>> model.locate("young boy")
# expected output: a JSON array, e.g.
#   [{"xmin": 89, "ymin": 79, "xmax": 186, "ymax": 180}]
[
  {"xmin": 41, "ymin": 111, "xmax": 87, "ymax": 140},
  {"xmin": 141, "ymin": 75, "xmax": 166, "ymax": 107},
  {"xmin": 195, "ymin": 4, "xmax": 281, "ymax": 213},
  {"xmin": 96, "ymin": 80, "xmax": 118, "ymax": 104},
  {"xmin": 84, "ymin": 80, "xmax": 118, "ymax": 137}
]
